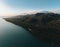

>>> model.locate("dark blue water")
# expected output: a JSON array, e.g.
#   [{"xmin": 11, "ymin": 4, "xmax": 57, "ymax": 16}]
[{"xmin": 0, "ymin": 18, "xmax": 59, "ymax": 47}]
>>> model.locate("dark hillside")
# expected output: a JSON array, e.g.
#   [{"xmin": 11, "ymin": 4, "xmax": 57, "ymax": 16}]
[{"xmin": 4, "ymin": 12, "xmax": 60, "ymax": 45}]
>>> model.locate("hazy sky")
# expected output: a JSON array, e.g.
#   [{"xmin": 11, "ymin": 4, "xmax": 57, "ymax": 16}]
[
  {"xmin": 4, "ymin": 0, "xmax": 60, "ymax": 9},
  {"xmin": 0, "ymin": 0, "xmax": 60, "ymax": 17}
]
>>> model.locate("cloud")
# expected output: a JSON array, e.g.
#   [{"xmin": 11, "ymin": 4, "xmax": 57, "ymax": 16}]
[
  {"xmin": 0, "ymin": 0, "xmax": 46, "ymax": 18},
  {"xmin": 0, "ymin": 1, "xmax": 37, "ymax": 17},
  {"xmin": 1, "ymin": 0, "xmax": 59, "ymax": 18},
  {"xmin": 0, "ymin": 1, "xmax": 60, "ymax": 18}
]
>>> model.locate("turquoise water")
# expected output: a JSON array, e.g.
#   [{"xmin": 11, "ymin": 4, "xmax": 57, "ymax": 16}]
[{"xmin": 0, "ymin": 18, "xmax": 59, "ymax": 47}]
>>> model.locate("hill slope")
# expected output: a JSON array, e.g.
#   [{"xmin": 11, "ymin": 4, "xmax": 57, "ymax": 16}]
[{"xmin": 4, "ymin": 12, "xmax": 60, "ymax": 45}]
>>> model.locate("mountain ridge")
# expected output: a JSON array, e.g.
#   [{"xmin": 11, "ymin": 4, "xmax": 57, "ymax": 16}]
[{"xmin": 4, "ymin": 12, "xmax": 60, "ymax": 45}]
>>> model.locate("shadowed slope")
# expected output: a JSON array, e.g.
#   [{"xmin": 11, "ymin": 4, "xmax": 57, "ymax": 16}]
[{"xmin": 4, "ymin": 12, "xmax": 60, "ymax": 45}]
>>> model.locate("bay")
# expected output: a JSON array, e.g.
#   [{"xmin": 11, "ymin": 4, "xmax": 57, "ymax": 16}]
[{"xmin": 0, "ymin": 18, "xmax": 59, "ymax": 47}]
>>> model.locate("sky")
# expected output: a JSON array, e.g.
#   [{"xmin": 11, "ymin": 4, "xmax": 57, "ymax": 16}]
[{"xmin": 0, "ymin": 0, "xmax": 60, "ymax": 17}]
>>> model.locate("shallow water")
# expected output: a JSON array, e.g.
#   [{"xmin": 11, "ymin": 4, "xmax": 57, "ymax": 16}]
[{"xmin": 0, "ymin": 18, "xmax": 59, "ymax": 47}]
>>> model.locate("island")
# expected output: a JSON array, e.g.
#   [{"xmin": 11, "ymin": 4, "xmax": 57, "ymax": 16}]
[{"xmin": 4, "ymin": 12, "xmax": 60, "ymax": 45}]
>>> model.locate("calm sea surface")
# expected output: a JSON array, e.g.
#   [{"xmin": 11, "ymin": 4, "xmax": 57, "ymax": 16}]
[{"xmin": 0, "ymin": 18, "xmax": 59, "ymax": 47}]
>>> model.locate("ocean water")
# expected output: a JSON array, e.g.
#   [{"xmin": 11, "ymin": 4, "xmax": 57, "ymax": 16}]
[{"xmin": 0, "ymin": 18, "xmax": 59, "ymax": 47}]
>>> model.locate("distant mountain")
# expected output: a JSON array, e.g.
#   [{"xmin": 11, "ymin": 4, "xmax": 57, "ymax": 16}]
[{"xmin": 4, "ymin": 11, "xmax": 60, "ymax": 45}]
